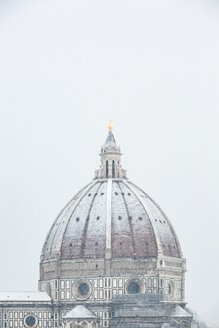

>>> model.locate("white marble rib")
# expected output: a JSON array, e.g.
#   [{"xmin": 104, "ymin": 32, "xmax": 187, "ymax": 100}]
[{"xmin": 106, "ymin": 179, "xmax": 112, "ymax": 255}]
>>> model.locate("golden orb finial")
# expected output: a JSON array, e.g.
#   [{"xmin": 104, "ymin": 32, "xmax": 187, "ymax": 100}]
[{"xmin": 108, "ymin": 120, "xmax": 114, "ymax": 131}]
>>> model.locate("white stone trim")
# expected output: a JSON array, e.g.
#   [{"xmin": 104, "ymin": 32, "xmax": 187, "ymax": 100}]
[{"xmin": 105, "ymin": 179, "xmax": 112, "ymax": 257}]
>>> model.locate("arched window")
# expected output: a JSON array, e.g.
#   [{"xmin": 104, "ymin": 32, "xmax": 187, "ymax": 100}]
[
  {"xmin": 106, "ymin": 160, "xmax": 109, "ymax": 178},
  {"xmin": 112, "ymin": 160, "xmax": 115, "ymax": 178},
  {"xmin": 71, "ymin": 322, "xmax": 80, "ymax": 328}
]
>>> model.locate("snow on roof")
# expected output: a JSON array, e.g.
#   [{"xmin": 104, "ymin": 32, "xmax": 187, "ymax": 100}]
[
  {"xmin": 171, "ymin": 305, "xmax": 192, "ymax": 318},
  {"xmin": 0, "ymin": 291, "xmax": 51, "ymax": 302},
  {"xmin": 63, "ymin": 305, "xmax": 97, "ymax": 319}
]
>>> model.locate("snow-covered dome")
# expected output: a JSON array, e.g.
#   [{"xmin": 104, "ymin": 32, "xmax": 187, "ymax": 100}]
[{"xmin": 41, "ymin": 128, "xmax": 182, "ymax": 263}]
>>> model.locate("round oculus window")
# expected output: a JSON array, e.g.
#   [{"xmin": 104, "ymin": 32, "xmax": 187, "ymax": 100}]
[
  {"xmin": 24, "ymin": 314, "xmax": 38, "ymax": 328},
  {"xmin": 125, "ymin": 278, "xmax": 145, "ymax": 295},
  {"xmin": 72, "ymin": 279, "xmax": 92, "ymax": 300},
  {"xmin": 78, "ymin": 282, "xmax": 89, "ymax": 296},
  {"xmin": 127, "ymin": 281, "xmax": 140, "ymax": 294}
]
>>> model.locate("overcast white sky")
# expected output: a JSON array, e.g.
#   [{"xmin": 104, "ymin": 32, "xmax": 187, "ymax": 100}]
[{"xmin": 0, "ymin": 0, "xmax": 219, "ymax": 326}]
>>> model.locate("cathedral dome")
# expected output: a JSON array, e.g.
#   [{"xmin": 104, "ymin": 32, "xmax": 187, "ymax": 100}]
[
  {"xmin": 41, "ymin": 179, "xmax": 181, "ymax": 261},
  {"xmin": 41, "ymin": 128, "xmax": 182, "ymax": 263}
]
